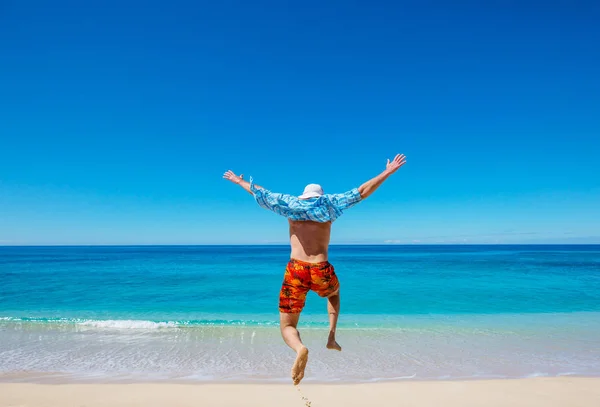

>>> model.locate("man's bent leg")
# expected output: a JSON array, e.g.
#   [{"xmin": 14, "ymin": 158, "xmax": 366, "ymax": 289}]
[
  {"xmin": 280, "ymin": 312, "xmax": 304, "ymax": 352},
  {"xmin": 280, "ymin": 312, "xmax": 309, "ymax": 385},
  {"xmin": 326, "ymin": 290, "xmax": 342, "ymax": 351}
]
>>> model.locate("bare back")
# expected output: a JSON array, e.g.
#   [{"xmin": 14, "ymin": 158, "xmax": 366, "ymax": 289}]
[{"xmin": 288, "ymin": 220, "xmax": 331, "ymax": 263}]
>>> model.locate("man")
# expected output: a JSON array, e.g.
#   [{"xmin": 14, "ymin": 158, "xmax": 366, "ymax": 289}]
[{"xmin": 223, "ymin": 153, "xmax": 406, "ymax": 385}]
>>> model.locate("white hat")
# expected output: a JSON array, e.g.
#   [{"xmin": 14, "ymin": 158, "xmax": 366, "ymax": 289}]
[{"xmin": 298, "ymin": 184, "xmax": 324, "ymax": 199}]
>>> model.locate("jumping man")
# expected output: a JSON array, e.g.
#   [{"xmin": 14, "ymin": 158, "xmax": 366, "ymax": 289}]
[{"xmin": 223, "ymin": 153, "xmax": 407, "ymax": 384}]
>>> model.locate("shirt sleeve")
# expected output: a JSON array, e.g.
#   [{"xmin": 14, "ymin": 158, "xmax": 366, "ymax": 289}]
[
  {"xmin": 249, "ymin": 177, "xmax": 294, "ymax": 217},
  {"xmin": 327, "ymin": 188, "xmax": 363, "ymax": 212}
]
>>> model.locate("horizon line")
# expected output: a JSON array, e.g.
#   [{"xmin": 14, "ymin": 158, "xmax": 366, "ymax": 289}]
[{"xmin": 2, "ymin": 243, "xmax": 600, "ymax": 248}]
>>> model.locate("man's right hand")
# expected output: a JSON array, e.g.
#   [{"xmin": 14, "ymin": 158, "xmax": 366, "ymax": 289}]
[
  {"xmin": 358, "ymin": 153, "xmax": 407, "ymax": 199},
  {"xmin": 385, "ymin": 154, "xmax": 407, "ymax": 175}
]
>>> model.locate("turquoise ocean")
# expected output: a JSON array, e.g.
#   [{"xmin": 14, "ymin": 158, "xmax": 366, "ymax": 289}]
[{"xmin": 1, "ymin": 245, "xmax": 599, "ymax": 382}]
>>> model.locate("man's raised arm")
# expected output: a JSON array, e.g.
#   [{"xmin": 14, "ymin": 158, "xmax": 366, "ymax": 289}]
[
  {"xmin": 223, "ymin": 170, "xmax": 261, "ymax": 195},
  {"xmin": 223, "ymin": 170, "xmax": 300, "ymax": 219},
  {"xmin": 357, "ymin": 154, "xmax": 406, "ymax": 199}
]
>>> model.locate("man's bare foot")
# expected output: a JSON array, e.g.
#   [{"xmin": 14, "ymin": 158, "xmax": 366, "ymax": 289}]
[
  {"xmin": 291, "ymin": 346, "xmax": 309, "ymax": 385},
  {"xmin": 327, "ymin": 332, "xmax": 342, "ymax": 351},
  {"xmin": 326, "ymin": 339, "xmax": 342, "ymax": 351}
]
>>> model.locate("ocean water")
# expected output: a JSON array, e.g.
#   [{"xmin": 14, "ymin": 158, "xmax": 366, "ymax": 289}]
[{"xmin": 1, "ymin": 245, "xmax": 599, "ymax": 383}]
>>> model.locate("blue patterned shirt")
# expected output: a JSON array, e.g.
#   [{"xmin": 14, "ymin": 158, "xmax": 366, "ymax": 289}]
[{"xmin": 249, "ymin": 178, "xmax": 362, "ymax": 222}]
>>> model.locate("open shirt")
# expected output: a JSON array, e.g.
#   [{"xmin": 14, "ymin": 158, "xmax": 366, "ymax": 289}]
[{"xmin": 249, "ymin": 178, "xmax": 362, "ymax": 222}]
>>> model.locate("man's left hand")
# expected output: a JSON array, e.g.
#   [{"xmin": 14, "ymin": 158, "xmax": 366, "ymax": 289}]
[{"xmin": 223, "ymin": 170, "xmax": 244, "ymax": 184}]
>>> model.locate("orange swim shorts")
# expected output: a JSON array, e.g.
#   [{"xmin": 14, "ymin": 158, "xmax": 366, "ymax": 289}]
[{"xmin": 279, "ymin": 259, "xmax": 340, "ymax": 313}]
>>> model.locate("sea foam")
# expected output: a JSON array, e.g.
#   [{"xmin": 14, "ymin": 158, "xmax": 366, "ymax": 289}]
[{"xmin": 78, "ymin": 319, "xmax": 178, "ymax": 329}]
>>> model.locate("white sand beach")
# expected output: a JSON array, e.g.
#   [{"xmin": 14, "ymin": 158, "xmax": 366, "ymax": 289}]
[{"xmin": 2, "ymin": 378, "xmax": 599, "ymax": 407}]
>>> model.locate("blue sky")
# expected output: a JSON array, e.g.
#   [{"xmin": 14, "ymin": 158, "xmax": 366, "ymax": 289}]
[{"xmin": 1, "ymin": 1, "xmax": 599, "ymax": 245}]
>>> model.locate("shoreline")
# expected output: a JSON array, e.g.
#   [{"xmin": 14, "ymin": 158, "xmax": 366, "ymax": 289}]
[
  {"xmin": 1, "ymin": 371, "xmax": 597, "ymax": 385},
  {"xmin": 2, "ymin": 378, "xmax": 599, "ymax": 407},
  {"xmin": 4, "ymin": 313, "xmax": 600, "ymax": 383}
]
